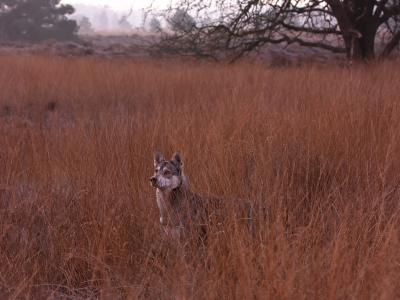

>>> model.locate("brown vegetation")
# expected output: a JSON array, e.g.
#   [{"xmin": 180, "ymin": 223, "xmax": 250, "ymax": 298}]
[
  {"xmin": 0, "ymin": 56, "xmax": 400, "ymax": 299},
  {"xmin": 0, "ymin": 34, "xmax": 350, "ymax": 64}
]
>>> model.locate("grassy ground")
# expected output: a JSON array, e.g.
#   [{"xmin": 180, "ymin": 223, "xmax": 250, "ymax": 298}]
[{"xmin": 0, "ymin": 56, "xmax": 400, "ymax": 299}]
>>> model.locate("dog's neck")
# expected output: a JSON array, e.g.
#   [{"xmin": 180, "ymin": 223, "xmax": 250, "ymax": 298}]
[
  {"xmin": 169, "ymin": 185, "xmax": 187, "ymax": 203},
  {"xmin": 156, "ymin": 176, "xmax": 190, "ymax": 226},
  {"xmin": 159, "ymin": 181, "xmax": 188, "ymax": 202}
]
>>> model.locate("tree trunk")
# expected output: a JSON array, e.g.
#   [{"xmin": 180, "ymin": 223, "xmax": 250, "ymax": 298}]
[
  {"xmin": 363, "ymin": 22, "xmax": 378, "ymax": 60},
  {"xmin": 327, "ymin": 0, "xmax": 382, "ymax": 63},
  {"xmin": 380, "ymin": 30, "xmax": 400, "ymax": 60},
  {"xmin": 345, "ymin": 22, "xmax": 377, "ymax": 62},
  {"xmin": 348, "ymin": 37, "xmax": 374, "ymax": 62}
]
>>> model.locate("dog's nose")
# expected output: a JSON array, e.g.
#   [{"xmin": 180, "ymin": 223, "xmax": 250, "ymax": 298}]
[{"xmin": 150, "ymin": 177, "xmax": 157, "ymax": 185}]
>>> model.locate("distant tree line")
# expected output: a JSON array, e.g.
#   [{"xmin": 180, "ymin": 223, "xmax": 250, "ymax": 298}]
[
  {"xmin": 78, "ymin": 16, "xmax": 93, "ymax": 34},
  {"xmin": 0, "ymin": 0, "xmax": 79, "ymax": 42}
]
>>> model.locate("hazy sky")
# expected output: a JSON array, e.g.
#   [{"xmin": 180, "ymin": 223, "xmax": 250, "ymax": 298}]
[{"xmin": 61, "ymin": 0, "xmax": 170, "ymax": 11}]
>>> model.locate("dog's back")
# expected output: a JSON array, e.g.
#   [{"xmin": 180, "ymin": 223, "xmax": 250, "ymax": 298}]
[{"xmin": 161, "ymin": 185, "xmax": 257, "ymax": 241}]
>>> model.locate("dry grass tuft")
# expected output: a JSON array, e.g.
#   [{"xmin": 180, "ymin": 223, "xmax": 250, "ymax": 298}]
[{"xmin": 0, "ymin": 56, "xmax": 400, "ymax": 299}]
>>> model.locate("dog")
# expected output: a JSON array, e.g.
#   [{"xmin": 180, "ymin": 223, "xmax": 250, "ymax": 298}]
[{"xmin": 150, "ymin": 150, "xmax": 258, "ymax": 241}]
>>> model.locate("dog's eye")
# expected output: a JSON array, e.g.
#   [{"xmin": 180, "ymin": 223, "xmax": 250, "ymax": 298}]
[{"xmin": 164, "ymin": 170, "xmax": 170, "ymax": 175}]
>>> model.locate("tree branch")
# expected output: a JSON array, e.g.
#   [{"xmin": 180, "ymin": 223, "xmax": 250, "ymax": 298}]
[
  {"xmin": 230, "ymin": 35, "xmax": 346, "ymax": 63},
  {"xmin": 283, "ymin": 36, "xmax": 346, "ymax": 53},
  {"xmin": 373, "ymin": 0, "xmax": 389, "ymax": 23},
  {"xmin": 379, "ymin": 30, "xmax": 400, "ymax": 59},
  {"xmin": 379, "ymin": 5, "xmax": 400, "ymax": 25},
  {"xmin": 279, "ymin": 21, "xmax": 341, "ymax": 35}
]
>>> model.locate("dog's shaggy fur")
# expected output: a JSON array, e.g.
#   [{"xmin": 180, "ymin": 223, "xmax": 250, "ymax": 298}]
[{"xmin": 150, "ymin": 151, "xmax": 256, "ymax": 240}]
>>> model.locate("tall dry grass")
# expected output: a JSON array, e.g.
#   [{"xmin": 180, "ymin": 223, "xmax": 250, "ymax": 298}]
[{"xmin": 0, "ymin": 56, "xmax": 399, "ymax": 299}]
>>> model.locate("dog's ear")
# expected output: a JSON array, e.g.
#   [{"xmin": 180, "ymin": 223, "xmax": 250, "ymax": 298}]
[
  {"xmin": 153, "ymin": 150, "xmax": 164, "ymax": 166},
  {"xmin": 171, "ymin": 152, "xmax": 184, "ymax": 170}
]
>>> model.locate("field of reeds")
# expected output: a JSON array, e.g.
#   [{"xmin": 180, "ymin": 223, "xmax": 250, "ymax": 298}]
[{"xmin": 0, "ymin": 56, "xmax": 400, "ymax": 299}]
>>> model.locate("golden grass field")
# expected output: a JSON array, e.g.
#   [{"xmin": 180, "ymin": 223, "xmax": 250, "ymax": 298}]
[{"xmin": 0, "ymin": 56, "xmax": 400, "ymax": 299}]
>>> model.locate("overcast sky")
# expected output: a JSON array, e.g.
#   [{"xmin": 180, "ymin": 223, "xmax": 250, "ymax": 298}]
[{"xmin": 60, "ymin": 0, "xmax": 170, "ymax": 11}]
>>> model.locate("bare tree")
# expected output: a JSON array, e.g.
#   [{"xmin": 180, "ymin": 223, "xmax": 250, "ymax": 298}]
[{"xmin": 145, "ymin": 0, "xmax": 400, "ymax": 62}]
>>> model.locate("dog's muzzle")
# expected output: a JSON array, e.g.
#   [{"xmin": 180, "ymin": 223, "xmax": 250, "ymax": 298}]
[{"xmin": 150, "ymin": 177, "xmax": 157, "ymax": 186}]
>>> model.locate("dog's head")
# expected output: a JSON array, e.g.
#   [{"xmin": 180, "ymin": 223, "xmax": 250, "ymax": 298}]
[{"xmin": 150, "ymin": 151, "xmax": 184, "ymax": 190}]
